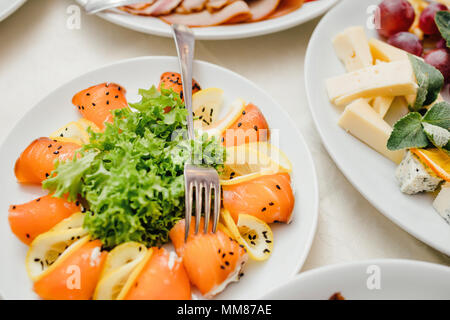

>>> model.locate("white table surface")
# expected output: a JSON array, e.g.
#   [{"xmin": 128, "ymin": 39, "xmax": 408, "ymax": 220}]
[{"xmin": 0, "ymin": 0, "xmax": 448, "ymax": 274}]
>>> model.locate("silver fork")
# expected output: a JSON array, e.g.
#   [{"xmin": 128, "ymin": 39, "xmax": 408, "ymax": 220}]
[
  {"xmin": 77, "ymin": 0, "xmax": 146, "ymax": 15},
  {"xmin": 172, "ymin": 24, "xmax": 221, "ymax": 241}
]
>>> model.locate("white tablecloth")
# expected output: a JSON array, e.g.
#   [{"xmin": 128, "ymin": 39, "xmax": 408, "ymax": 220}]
[{"xmin": 0, "ymin": 0, "xmax": 448, "ymax": 271}]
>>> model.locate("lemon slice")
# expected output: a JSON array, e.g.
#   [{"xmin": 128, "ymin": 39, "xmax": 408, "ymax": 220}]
[
  {"xmin": 201, "ymin": 98, "xmax": 246, "ymax": 138},
  {"xmin": 26, "ymin": 230, "xmax": 89, "ymax": 281},
  {"xmin": 193, "ymin": 88, "xmax": 224, "ymax": 129},
  {"xmin": 94, "ymin": 242, "xmax": 147, "ymax": 300},
  {"xmin": 221, "ymin": 210, "xmax": 273, "ymax": 261},
  {"xmin": 51, "ymin": 212, "xmax": 85, "ymax": 232},
  {"xmin": 116, "ymin": 248, "xmax": 154, "ymax": 300},
  {"xmin": 77, "ymin": 118, "xmax": 101, "ymax": 133},
  {"xmin": 220, "ymin": 142, "xmax": 292, "ymax": 185},
  {"xmin": 50, "ymin": 121, "xmax": 90, "ymax": 145}
]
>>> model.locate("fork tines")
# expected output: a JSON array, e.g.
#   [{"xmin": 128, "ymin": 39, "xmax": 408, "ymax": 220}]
[{"xmin": 184, "ymin": 164, "xmax": 221, "ymax": 242}]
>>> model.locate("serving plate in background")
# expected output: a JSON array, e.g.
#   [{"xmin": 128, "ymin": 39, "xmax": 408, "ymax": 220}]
[
  {"xmin": 0, "ymin": 0, "xmax": 26, "ymax": 22},
  {"xmin": 86, "ymin": 0, "xmax": 339, "ymax": 40},
  {"xmin": 305, "ymin": 0, "xmax": 450, "ymax": 255}
]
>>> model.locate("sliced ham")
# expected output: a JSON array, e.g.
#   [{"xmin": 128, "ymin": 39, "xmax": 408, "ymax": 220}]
[
  {"xmin": 247, "ymin": 0, "xmax": 280, "ymax": 21},
  {"xmin": 122, "ymin": 0, "xmax": 182, "ymax": 16},
  {"xmin": 181, "ymin": 0, "xmax": 207, "ymax": 12},
  {"xmin": 160, "ymin": 0, "xmax": 251, "ymax": 27},
  {"xmin": 267, "ymin": 0, "xmax": 304, "ymax": 19},
  {"xmin": 206, "ymin": 0, "xmax": 231, "ymax": 11},
  {"xmin": 124, "ymin": 2, "xmax": 156, "ymax": 10}
]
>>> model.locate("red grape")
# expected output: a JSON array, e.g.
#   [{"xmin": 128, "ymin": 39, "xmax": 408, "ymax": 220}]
[
  {"xmin": 424, "ymin": 49, "xmax": 450, "ymax": 83},
  {"xmin": 419, "ymin": 3, "xmax": 448, "ymax": 35},
  {"xmin": 387, "ymin": 32, "xmax": 423, "ymax": 56},
  {"xmin": 376, "ymin": 0, "xmax": 415, "ymax": 38},
  {"xmin": 436, "ymin": 38, "xmax": 447, "ymax": 49}
]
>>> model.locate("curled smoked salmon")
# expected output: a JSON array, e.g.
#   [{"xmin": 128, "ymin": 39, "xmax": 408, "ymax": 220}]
[
  {"xmin": 124, "ymin": 247, "xmax": 191, "ymax": 300},
  {"xmin": 222, "ymin": 103, "xmax": 270, "ymax": 147},
  {"xmin": 14, "ymin": 137, "xmax": 80, "ymax": 184},
  {"xmin": 33, "ymin": 239, "xmax": 107, "ymax": 300},
  {"xmin": 169, "ymin": 218, "xmax": 247, "ymax": 297},
  {"xmin": 72, "ymin": 83, "xmax": 128, "ymax": 130},
  {"xmin": 158, "ymin": 72, "xmax": 201, "ymax": 100},
  {"xmin": 223, "ymin": 172, "xmax": 294, "ymax": 224},
  {"xmin": 8, "ymin": 194, "xmax": 80, "ymax": 245}
]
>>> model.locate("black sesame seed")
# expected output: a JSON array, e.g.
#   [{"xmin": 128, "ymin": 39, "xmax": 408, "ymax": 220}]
[
  {"xmin": 225, "ymin": 261, "xmax": 230, "ymax": 266},
  {"xmin": 60, "ymin": 134, "xmax": 63, "ymax": 137},
  {"xmin": 202, "ymin": 107, "xmax": 205, "ymax": 112},
  {"xmin": 118, "ymin": 87, "xmax": 121, "ymax": 91},
  {"xmin": 229, "ymin": 252, "xmax": 234, "ymax": 255},
  {"xmin": 237, "ymin": 122, "xmax": 242, "ymax": 128},
  {"xmin": 266, "ymin": 240, "xmax": 272, "ymax": 243},
  {"xmin": 86, "ymin": 93, "xmax": 90, "ymax": 96},
  {"xmin": 269, "ymin": 202, "xmax": 274, "ymax": 206},
  {"xmin": 36, "ymin": 198, "xmax": 40, "ymax": 202},
  {"xmin": 242, "ymin": 110, "xmax": 246, "ymax": 115},
  {"xmin": 26, "ymin": 233, "xmax": 30, "ymax": 238},
  {"xmin": 53, "ymin": 151, "xmax": 59, "ymax": 155},
  {"xmin": 92, "ymin": 103, "xmax": 96, "ymax": 106},
  {"xmin": 254, "ymin": 125, "xmax": 258, "ymax": 131},
  {"xmin": 71, "ymin": 237, "xmax": 75, "ymax": 241},
  {"xmin": 106, "ymin": 100, "xmax": 109, "ymax": 105},
  {"xmin": 57, "ymin": 146, "xmax": 62, "ymax": 150},
  {"xmin": 81, "ymin": 106, "xmax": 84, "ymax": 110},
  {"xmin": 251, "ymin": 241, "xmax": 256, "ymax": 245},
  {"xmin": 262, "ymin": 207, "xmax": 267, "ymax": 212},
  {"xmin": 75, "ymin": 201, "xmax": 80, "ymax": 206},
  {"xmin": 239, "ymin": 272, "xmax": 244, "ymax": 278},
  {"xmin": 248, "ymin": 235, "xmax": 252, "ymax": 240},
  {"xmin": 45, "ymin": 173, "xmax": 49, "ymax": 178},
  {"xmin": 106, "ymin": 92, "xmax": 109, "ymax": 95},
  {"xmin": 263, "ymin": 249, "xmax": 270, "ymax": 253},
  {"xmin": 115, "ymin": 95, "xmax": 119, "ymax": 99},
  {"xmin": 220, "ymin": 265, "xmax": 225, "ymax": 269},
  {"xmin": 218, "ymin": 249, "xmax": 221, "ymax": 254},
  {"xmin": 222, "ymin": 253, "xmax": 226, "ymax": 258},
  {"xmin": 221, "ymin": 137, "xmax": 225, "ymax": 142},
  {"xmin": 210, "ymin": 109, "xmax": 213, "ymax": 116},
  {"xmin": 276, "ymin": 184, "xmax": 281, "ymax": 190},
  {"xmin": 12, "ymin": 206, "xmax": 16, "ymax": 210},
  {"xmin": 34, "ymin": 258, "xmax": 40, "ymax": 262},
  {"xmin": 40, "ymin": 261, "xmax": 44, "ymax": 269}
]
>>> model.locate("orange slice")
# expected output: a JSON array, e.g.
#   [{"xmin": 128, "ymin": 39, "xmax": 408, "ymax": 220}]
[{"xmin": 411, "ymin": 148, "xmax": 450, "ymax": 182}]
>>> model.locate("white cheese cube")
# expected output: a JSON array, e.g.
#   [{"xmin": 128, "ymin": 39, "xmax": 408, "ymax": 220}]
[
  {"xmin": 326, "ymin": 60, "xmax": 418, "ymax": 107},
  {"xmin": 369, "ymin": 38, "xmax": 409, "ymax": 62},
  {"xmin": 333, "ymin": 26, "xmax": 373, "ymax": 72},
  {"xmin": 338, "ymin": 99, "xmax": 405, "ymax": 163},
  {"xmin": 395, "ymin": 151, "xmax": 443, "ymax": 195},
  {"xmin": 433, "ymin": 183, "xmax": 450, "ymax": 225}
]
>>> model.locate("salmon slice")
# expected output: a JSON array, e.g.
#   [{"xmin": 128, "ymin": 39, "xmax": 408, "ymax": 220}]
[
  {"xmin": 158, "ymin": 72, "xmax": 201, "ymax": 101},
  {"xmin": 72, "ymin": 83, "xmax": 128, "ymax": 130},
  {"xmin": 223, "ymin": 172, "xmax": 294, "ymax": 224},
  {"xmin": 9, "ymin": 194, "xmax": 80, "ymax": 245},
  {"xmin": 222, "ymin": 103, "xmax": 270, "ymax": 147},
  {"xmin": 34, "ymin": 240, "xmax": 107, "ymax": 300},
  {"xmin": 124, "ymin": 247, "xmax": 191, "ymax": 300},
  {"xmin": 169, "ymin": 218, "xmax": 247, "ymax": 297},
  {"xmin": 14, "ymin": 137, "xmax": 80, "ymax": 184}
]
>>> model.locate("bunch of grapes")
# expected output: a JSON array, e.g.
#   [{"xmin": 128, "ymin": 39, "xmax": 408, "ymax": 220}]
[{"xmin": 376, "ymin": 0, "xmax": 449, "ymax": 82}]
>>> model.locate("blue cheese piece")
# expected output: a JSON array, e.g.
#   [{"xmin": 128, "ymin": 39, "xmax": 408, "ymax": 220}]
[
  {"xmin": 433, "ymin": 183, "xmax": 450, "ymax": 225},
  {"xmin": 395, "ymin": 151, "xmax": 443, "ymax": 195}
]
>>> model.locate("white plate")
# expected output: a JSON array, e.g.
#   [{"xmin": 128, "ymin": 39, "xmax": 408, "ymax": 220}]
[
  {"xmin": 305, "ymin": 0, "xmax": 450, "ymax": 255},
  {"xmin": 0, "ymin": 0, "xmax": 26, "ymax": 22},
  {"xmin": 91, "ymin": 0, "xmax": 339, "ymax": 40},
  {"xmin": 0, "ymin": 56, "xmax": 318, "ymax": 300},
  {"xmin": 261, "ymin": 259, "xmax": 450, "ymax": 299}
]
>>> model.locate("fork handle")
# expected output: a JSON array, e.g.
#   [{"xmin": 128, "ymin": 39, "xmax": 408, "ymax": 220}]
[{"xmin": 172, "ymin": 24, "xmax": 196, "ymax": 142}]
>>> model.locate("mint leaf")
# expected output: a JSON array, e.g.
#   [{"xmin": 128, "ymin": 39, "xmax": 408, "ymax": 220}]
[
  {"xmin": 436, "ymin": 11, "xmax": 450, "ymax": 48},
  {"xmin": 423, "ymin": 101, "xmax": 450, "ymax": 130},
  {"xmin": 387, "ymin": 112, "xmax": 429, "ymax": 150},
  {"xmin": 408, "ymin": 54, "xmax": 444, "ymax": 110},
  {"xmin": 423, "ymin": 122, "xmax": 450, "ymax": 148}
]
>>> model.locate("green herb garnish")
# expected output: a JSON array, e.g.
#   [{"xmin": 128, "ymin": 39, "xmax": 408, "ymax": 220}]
[
  {"xmin": 436, "ymin": 11, "xmax": 450, "ymax": 48},
  {"xmin": 43, "ymin": 86, "xmax": 225, "ymax": 249},
  {"xmin": 408, "ymin": 54, "xmax": 444, "ymax": 111},
  {"xmin": 388, "ymin": 101, "xmax": 450, "ymax": 151}
]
